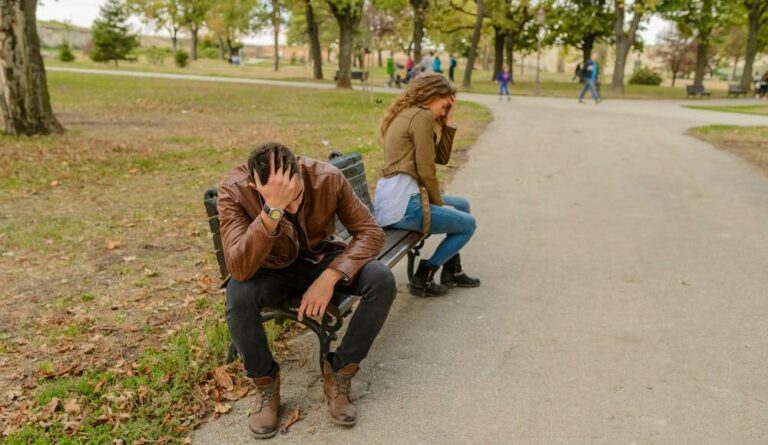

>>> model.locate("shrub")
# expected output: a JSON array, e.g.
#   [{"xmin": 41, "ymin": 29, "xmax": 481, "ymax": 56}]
[
  {"xmin": 174, "ymin": 50, "xmax": 190, "ymax": 68},
  {"xmin": 198, "ymin": 47, "xmax": 219, "ymax": 59},
  {"xmin": 57, "ymin": 41, "xmax": 75, "ymax": 62},
  {"xmin": 629, "ymin": 67, "xmax": 663, "ymax": 86},
  {"xmin": 145, "ymin": 46, "xmax": 168, "ymax": 65}
]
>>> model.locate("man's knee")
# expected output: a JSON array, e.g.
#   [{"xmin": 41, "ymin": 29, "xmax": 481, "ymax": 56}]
[
  {"xmin": 358, "ymin": 261, "xmax": 396, "ymax": 301},
  {"xmin": 226, "ymin": 279, "xmax": 263, "ymax": 314}
]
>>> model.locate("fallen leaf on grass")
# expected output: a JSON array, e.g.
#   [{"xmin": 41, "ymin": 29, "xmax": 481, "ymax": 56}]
[
  {"xmin": 280, "ymin": 407, "xmax": 303, "ymax": 434},
  {"xmin": 41, "ymin": 397, "xmax": 61, "ymax": 418},
  {"xmin": 142, "ymin": 267, "xmax": 158, "ymax": 277},
  {"xmin": 63, "ymin": 398, "xmax": 81, "ymax": 414},
  {"xmin": 106, "ymin": 240, "xmax": 121, "ymax": 250},
  {"xmin": 220, "ymin": 386, "xmax": 249, "ymax": 401},
  {"xmin": 214, "ymin": 403, "xmax": 231, "ymax": 414},
  {"xmin": 212, "ymin": 366, "xmax": 233, "ymax": 391},
  {"xmin": 122, "ymin": 256, "xmax": 137, "ymax": 262}
]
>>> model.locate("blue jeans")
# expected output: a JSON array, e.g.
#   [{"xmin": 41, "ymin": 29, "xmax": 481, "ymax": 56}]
[
  {"xmin": 579, "ymin": 79, "xmax": 600, "ymax": 102},
  {"xmin": 499, "ymin": 83, "xmax": 510, "ymax": 96},
  {"xmin": 388, "ymin": 195, "xmax": 476, "ymax": 267}
]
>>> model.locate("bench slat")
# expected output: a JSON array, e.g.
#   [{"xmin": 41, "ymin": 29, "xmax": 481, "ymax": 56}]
[
  {"xmin": 340, "ymin": 162, "xmax": 365, "ymax": 180},
  {"xmin": 379, "ymin": 231, "xmax": 425, "ymax": 269}
]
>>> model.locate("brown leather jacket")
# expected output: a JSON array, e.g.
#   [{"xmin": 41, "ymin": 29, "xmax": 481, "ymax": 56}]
[{"xmin": 217, "ymin": 157, "xmax": 385, "ymax": 283}]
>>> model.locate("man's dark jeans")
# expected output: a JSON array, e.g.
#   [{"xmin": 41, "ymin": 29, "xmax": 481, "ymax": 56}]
[{"xmin": 226, "ymin": 253, "xmax": 397, "ymax": 378}]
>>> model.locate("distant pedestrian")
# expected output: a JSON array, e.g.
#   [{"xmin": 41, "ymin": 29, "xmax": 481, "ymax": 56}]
[
  {"xmin": 406, "ymin": 55, "xmax": 414, "ymax": 72},
  {"xmin": 578, "ymin": 54, "xmax": 601, "ymax": 104},
  {"xmin": 496, "ymin": 65, "xmax": 512, "ymax": 101},
  {"xmin": 433, "ymin": 53, "xmax": 442, "ymax": 74},
  {"xmin": 448, "ymin": 54, "xmax": 457, "ymax": 82},
  {"xmin": 760, "ymin": 72, "xmax": 768, "ymax": 98},
  {"xmin": 386, "ymin": 52, "xmax": 396, "ymax": 88},
  {"xmin": 420, "ymin": 51, "xmax": 434, "ymax": 73}
]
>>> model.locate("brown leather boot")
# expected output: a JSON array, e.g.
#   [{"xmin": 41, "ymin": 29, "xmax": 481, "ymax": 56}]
[
  {"xmin": 248, "ymin": 373, "xmax": 280, "ymax": 439},
  {"xmin": 322, "ymin": 357, "xmax": 359, "ymax": 426}
]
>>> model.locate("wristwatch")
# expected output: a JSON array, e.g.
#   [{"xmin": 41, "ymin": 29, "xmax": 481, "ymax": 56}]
[{"xmin": 262, "ymin": 203, "xmax": 285, "ymax": 221}]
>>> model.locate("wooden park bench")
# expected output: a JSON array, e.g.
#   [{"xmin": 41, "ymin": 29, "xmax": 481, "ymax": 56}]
[
  {"xmin": 686, "ymin": 85, "xmax": 712, "ymax": 98},
  {"xmin": 203, "ymin": 152, "xmax": 426, "ymax": 371},
  {"xmin": 334, "ymin": 70, "xmax": 369, "ymax": 83},
  {"xmin": 727, "ymin": 84, "xmax": 748, "ymax": 98}
]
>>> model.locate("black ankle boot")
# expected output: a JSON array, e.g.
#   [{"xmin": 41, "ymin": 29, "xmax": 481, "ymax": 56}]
[
  {"xmin": 440, "ymin": 254, "xmax": 481, "ymax": 288},
  {"xmin": 409, "ymin": 260, "xmax": 448, "ymax": 297}
]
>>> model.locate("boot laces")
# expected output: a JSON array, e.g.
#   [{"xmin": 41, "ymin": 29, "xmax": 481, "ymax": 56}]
[
  {"xmin": 253, "ymin": 384, "xmax": 275, "ymax": 411},
  {"xmin": 334, "ymin": 374, "xmax": 352, "ymax": 399}
]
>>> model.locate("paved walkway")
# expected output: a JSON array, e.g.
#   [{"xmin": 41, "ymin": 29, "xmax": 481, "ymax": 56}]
[{"xmin": 61, "ymin": 68, "xmax": 768, "ymax": 443}]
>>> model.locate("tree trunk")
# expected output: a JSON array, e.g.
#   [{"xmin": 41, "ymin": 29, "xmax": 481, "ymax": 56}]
[
  {"xmin": 0, "ymin": 0, "xmax": 63, "ymax": 136},
  {"xmin": 461, "ymin": 0, "xmax": 485, "ymax": 88},
  {"xmin": 581, "ymin": 35, "xmax": 594, "ymax": 67},
  {"xmin": 731, "ymin": 55, "xmax": 739, "ymax": 81},
  {"xmin": 190, "ymin": 26, "xmax": 198, "ymax": 60},
  {"xmin": 521, "ymin": 54, "xmax": 524, "ymax": 75},
  {"xmin": 171, "ymin": 32, "xmax": 178, "ymax": 53},
  {"xmin": 492, "ymin": 26, "xmax": 505, "ymax": 81},
  {"xmin": 505, "ymin": 33, "xmax": 514, "ymax": 84},
  {"xmin": 741, "ymin": 6, "xmax": 761, "ymax": 92},
  {"xmin": 329, "ymin": 1, "xmax": 362, "ymax": 89},
  {"xmin": 693, "ymin": 41, "xmax": 708, "ymax": 88},
  {"xmin": 305, "ymin": 0, "xmax": 323, "ymax": 79},
  {"xmin": 611, "ymin": 4, "xmax": 642, "ymax": 95},
  {"xmin": 411, "ymin": 0, "xmax": 427, "ymax": 63},
  {"xmin": 273, "ymin": 0, "xmax": 280, "ymax": 71},
  {"xmin": 671, "ymin": 70, "xmax": 678, "ymax": 87},
  {"xmin": 336, "ymin": 24, "xmax": 352, "ymax": 88},
  {"xmin": 327, "ymin": 46, "xmax": 332, "ymax": 63},
  {"xmin": 218, "ymin": 37, "xmax": 226, "ymax": 60},
  {"xmin": 378, "ymin": 48, "xmax": 383, "ymax": 67}
]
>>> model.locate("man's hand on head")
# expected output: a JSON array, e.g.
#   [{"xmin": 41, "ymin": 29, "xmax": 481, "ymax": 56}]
[
  {"xmin": 249, "ymin": 151, "xmax": 298, "ymax": 210},
  {"xmin": 297, "ymin": 268, "xmax": 344, "ymax": 322}
]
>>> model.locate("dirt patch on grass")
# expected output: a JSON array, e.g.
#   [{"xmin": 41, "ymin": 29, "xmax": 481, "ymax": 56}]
[{"xmin": 690, "ymin": 125, "xmax": 768, "ymax": 174}]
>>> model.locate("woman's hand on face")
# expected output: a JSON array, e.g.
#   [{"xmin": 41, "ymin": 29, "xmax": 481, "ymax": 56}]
[{"xmin": 445, "ymin": 96, "xmax": 456, "ymax": 126}]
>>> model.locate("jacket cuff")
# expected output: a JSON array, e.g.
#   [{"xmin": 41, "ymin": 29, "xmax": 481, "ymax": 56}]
[
  {"xmin": 327, "ymin": 258, "xmax": 354, "ymax": 284},
  {"xmin": 251, "ymin": 216, "xmax": 281, "ymax": 238}
]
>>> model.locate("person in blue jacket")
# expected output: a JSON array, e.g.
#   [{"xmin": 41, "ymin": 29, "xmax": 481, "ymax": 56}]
[{"xmin": 578, "ymin": 54, "xmax": 601, "ymax": 104}]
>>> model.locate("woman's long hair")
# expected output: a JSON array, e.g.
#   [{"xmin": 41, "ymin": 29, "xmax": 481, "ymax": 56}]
[{"xmin": 380, "ymin": 73, "xmax": 456, "ymax": 138}]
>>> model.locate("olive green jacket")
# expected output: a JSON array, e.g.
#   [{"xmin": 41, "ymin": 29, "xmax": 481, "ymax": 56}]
[{"xmin": 380, "ymin": 106, "xmax": 457, "ymax": 233}]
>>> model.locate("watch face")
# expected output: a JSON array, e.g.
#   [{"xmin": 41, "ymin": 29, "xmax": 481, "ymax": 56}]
[{"xmin": 269, "ymin": 209, "xmax": 283, "ymax": 220}]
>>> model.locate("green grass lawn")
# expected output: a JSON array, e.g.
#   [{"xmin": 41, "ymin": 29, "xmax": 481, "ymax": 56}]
[
  {"xmin": 45, "ymin": 49, "xmax": 728, "ymax": 100},
  {"xmin": 0, "ymin": 72, "xmax": 490, "ymax": 443},
  {"xmin": 685, "ymin": 104, "xmax": 768, "ymax": 116}
]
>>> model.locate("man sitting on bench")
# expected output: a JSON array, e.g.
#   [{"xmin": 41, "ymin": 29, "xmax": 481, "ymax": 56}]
[{"xmin": 217, "ymin": 142, "xmax": 396, "ymax": 438}]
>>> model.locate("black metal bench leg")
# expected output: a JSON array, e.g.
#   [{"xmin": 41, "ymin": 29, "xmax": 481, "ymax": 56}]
[{"xmin": 407, "ymin": 239, "xmax": 427, "ymax": 284}]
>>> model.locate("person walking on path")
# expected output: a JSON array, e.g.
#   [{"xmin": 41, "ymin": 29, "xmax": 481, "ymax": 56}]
[
  {"xmin": 448, "ymin": 54, "xmax": 457, "ymax": 82},
  {"xmin": 496, "ymin": 65, "xmax": 512, "ymax": 101},
  {"xmin": 406, "ymin": 54, "xmax": 414, "ymax": 72},
  {"xmin": 433, "ymin": 53, "xmax": 442, "ymax": 74},
  {"xmin": 386, "ymin": 52, "xmax": 396, "ymax": 88},
  {"xmin": 578, "ymin": 54, "xmax": 601, "ymax": 104},
  {"xmin": 218, "ymin": 143, "xmax": 396, "ymax": 438},
  {"xmin": 374, "ymin": 74, "xmax": 481, "ymax": 298},
  {"xmin": 420, "ymin": 51, "xmax": 434, "ymax": 73}
]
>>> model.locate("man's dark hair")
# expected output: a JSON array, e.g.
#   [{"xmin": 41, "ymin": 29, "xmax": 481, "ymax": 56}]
[{"xmin": 247, "ymin": 142, "xmax": 299, "ymax": 185}]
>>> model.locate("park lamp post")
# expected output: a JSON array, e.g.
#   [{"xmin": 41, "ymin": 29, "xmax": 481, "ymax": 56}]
[{"xmin": 535, "ymin": 7, "xmax": 545, "ymax": 96}]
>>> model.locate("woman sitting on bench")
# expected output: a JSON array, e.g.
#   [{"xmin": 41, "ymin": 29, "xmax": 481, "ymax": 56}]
[{"xmin": 374, "ymin": 73, "xmax": 481, "ymax": 297}]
